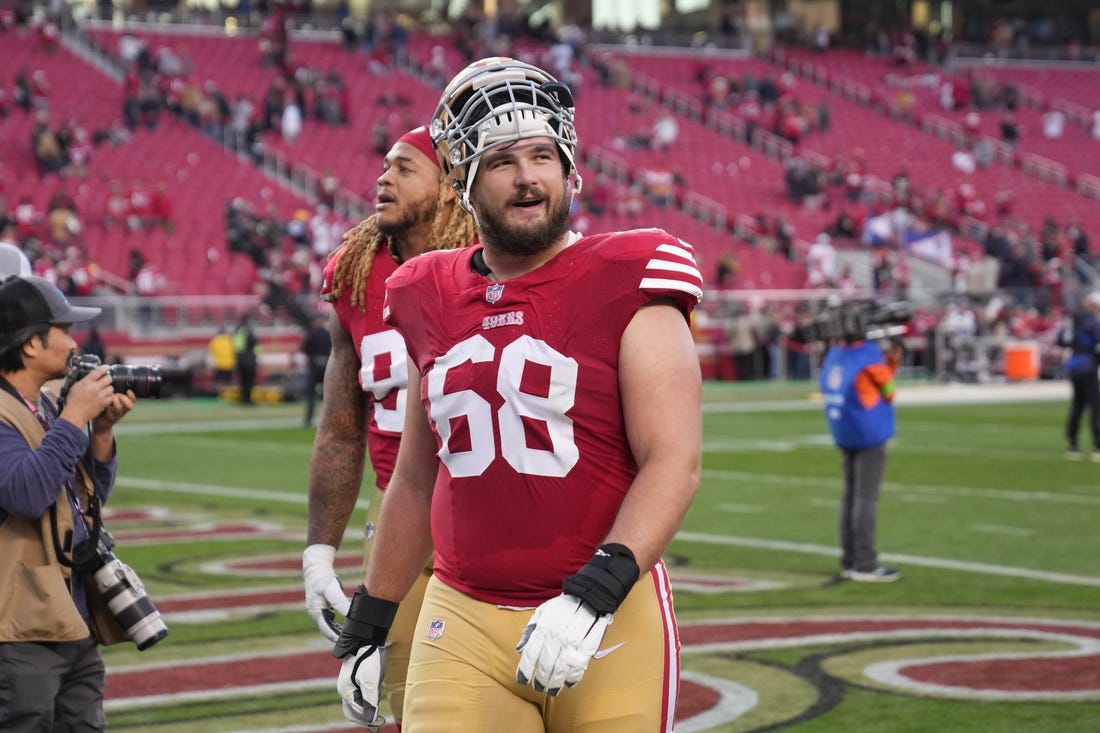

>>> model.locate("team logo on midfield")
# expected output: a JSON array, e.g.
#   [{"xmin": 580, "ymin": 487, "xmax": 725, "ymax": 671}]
[
  {"xmin": 485, "ymin": 283, "xmax": 504, "ymax": 304},
  {"xmin": 427, "ymin": 619, "xmax": 445, "ymax": 640}
]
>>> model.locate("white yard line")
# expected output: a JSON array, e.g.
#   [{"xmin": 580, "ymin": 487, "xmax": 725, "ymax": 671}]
[
  {"xmin": 676, "ymin": 532, "xmax": 1100, "ymax": 588},
  {"xmin": 702, "ymin": 468, "xmax": 1100, "ymax": 506}
]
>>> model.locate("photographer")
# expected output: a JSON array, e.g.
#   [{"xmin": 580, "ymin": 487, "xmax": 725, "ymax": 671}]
[
  {"xmin": 0, "ymin": 275, "xmax": 135, "ymax": 731},
  {"xmin": 819, "ymin": 312, "xmax": 903, "ymax": 583}
]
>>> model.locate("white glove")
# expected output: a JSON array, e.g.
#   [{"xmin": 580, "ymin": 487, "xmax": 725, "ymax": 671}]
[
  {"xmin": 515, "ymin": 593, "xmax": 612, "ymax": 696},
  {"xmin": 337, "ymin": 644, "xmax": 387, "ymax": 730},
  {"xmin": 303, "ymin": 544, "xmax": 351, "ymax": 642}
]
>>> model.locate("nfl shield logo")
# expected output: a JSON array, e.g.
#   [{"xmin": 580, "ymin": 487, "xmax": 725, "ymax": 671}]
[
  {"xmin": 485, "ymin": 283, "xmax": 504, "ymax": 304},
  {"xmin": 427, "ymin": 619, "xmax": 445, "ymax": 641}
]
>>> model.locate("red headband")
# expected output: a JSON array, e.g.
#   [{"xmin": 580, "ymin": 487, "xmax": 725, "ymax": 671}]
[{"xmin": 396, "ymin": 126, "xmax": 439, "ymax": 169}]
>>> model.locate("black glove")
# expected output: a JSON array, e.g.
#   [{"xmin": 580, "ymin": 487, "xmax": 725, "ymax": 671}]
[
  {"xmin": 562, "ymin": 543, "xmax": 640, "ymax": 615},
  {"xmin": 332, "ymin": 586, "xmax": 398, "ymax": 730}
]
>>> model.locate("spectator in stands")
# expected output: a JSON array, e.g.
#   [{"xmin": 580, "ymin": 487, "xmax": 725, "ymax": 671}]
[
  {"xmin": 233, "ymin": 313, "xmax": 260, "ymax": 406},
  {"xmin": 1000, "ymin": 240, "xmax": 1041, "ymax": 307},
  {"xmin": 424, "ymin": 44, "xmax": 449, "ymax": 88},
  {"xmin": 952, "ymin": 250, "xmax": 972, "ymax": 295},
  {"xmin": 32, "ymin": 115, "xmax": 65, "ymax": 176},
  {"xmin": 136, "ymin": 68, "xmax": 161, "ymax": 130},
  {"xmin": 999, "ymin": 114, "xmax": 1020, "ymax": 147},
  {"xmin": 201, "ymin": 80, "xmax": 230, "ymax": 137},
  {"xmin": 807, "ymin": 233, "xmax": 838, "ymax": 284},
  {"xmin": 371, "ymin": 116, "xmax": 391, "ymax": 156},
  {"xmin": 715, "ymin": 250, "xmax": 739, "ymax": 289},
  {"xmin": 260, "ymin": 79, "xmax": 286, "ymax": 134},
  {"xmin": 314, "ymin": 73, "xmax": 348, "ymax": 125},
  {"xmin": 831, "ymin": 209, "xmax": 860, "ymax": 240},
  {"xmin": 127, "ymin": 180, "xmax": 152, "ymax": 231},
  {"xmin": 286, "ymin": 209, "xmax": 310, "ymax": 249},
  {"xmin": 46, "ymin": 191, "xmax": 81, "ymax": 247},
  {"xmin": 891, "ymin": 253, "xmax": 911, "ymax": 294},
  {"xmin": 872, "ymin": 249, "xmax": 893, "ymax": 293},
  {"xmin": 102, "ymin": 181, "xmax": 129, "ymax": 232},
  {"xmin": 150, "ymin": 182, "xmax": 174, "ymax": 233},
  {"xmin": 1041, "ymin": 107, "xmax": 1065, "ymax": 139},
  {"xmin": 13, "ymin": 67, "xmax": 32, "ymax": 112},
  {"xmin": 13, "ymin": 197, "xmax": 42, "ymax": 244},
  {"xmin": 642, "ymin": 165, "xmax": 675, "ymax": 208},
  {"xmin": 281, "ymin": 95, "xmax": 303, "ymax": 144},
  {"xmin": 584, "ymin": 173, "xmax": 611, "ymax": 216},
  {"xmin": 134, "ymin": 258, "xmax": 166, "ymax": 329},
  {"xmin": 775, "ymin": 217, "xmax": 795, "ymax": 261},
  {"xmin": 651, "ymin": 112, "xmax": 680, "ymax": 151},
  {"xmin": 61, "ymin": 247, "xmax": 98, "ymax": 298},
  {"xmin": 228, "ymin": 93, "xmax": 254, "ymax": 145},
  {"xmin": 309, "ymin": 205, "xmax": 341, "ymax": 260},
  {"xmin": 259, "ymin": 7, "xmax": 289, "ymax": 69},
  {"xmin": 951, "ymin": 145, "xmax": 976, "ymax": 175},
  {"xmin": 362, "ymin": 8, "xmax": 408, "ymax": 72},
  {"xmin": 971, "ymin": 136, "xmax": 994, "ymax": 169}
]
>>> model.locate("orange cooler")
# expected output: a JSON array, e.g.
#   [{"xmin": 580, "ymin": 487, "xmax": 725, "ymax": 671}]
[{"xmin": 1004, "ymin": 341, "xmax": 1039, "ymax": 381}]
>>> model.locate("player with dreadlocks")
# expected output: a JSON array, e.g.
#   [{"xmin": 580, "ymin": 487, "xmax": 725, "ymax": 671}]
[{"xmin": 302, "ymin": 126, "xmax": 475, "ymax": 729}]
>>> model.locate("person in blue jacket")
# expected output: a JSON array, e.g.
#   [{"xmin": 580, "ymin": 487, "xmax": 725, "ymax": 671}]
[
  {"xmin": 820, "ymin": 330, "xmax": 903, "ymax": 583},
  {"xmin": 1056, "ymin": 292, "xmax": 1100, "ymax": 460}
]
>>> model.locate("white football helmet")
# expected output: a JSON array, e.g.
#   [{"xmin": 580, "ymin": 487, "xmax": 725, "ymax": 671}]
[{"xmin": 430, "ymin": 57, "xmax": 580, "ymax": 210}]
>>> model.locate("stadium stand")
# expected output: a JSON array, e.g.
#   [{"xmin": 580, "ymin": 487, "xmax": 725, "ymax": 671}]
[{"xmin": 2, "ymin": 10, "xmax": 1094, "ymax": 386}]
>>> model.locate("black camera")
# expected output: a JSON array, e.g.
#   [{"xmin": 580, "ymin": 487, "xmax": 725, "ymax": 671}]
[
  {"xmin": 63, "ymin": 354, "xmax": 163, "ymax": 401},
  {"xmin": 806, "ymin": 299, "xmax": 912, "ymax": 344},
  {"xmin": 90, "ymin": 531, "xmax": 169, "ymax": 650}
]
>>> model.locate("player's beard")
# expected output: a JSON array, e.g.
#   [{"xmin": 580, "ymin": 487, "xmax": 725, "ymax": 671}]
[
  {"xmin": 474, "ymin": 184, "xmax": 571, "ymax": 258},
  {"xmin": 377, "ymin": 190, "xmax": 437, "ymax": 238}
]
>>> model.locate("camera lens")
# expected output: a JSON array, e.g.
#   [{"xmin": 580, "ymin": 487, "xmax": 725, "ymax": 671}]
[{"xmin": 108, "ymin": 365, "xmax": 162, "ymax": 399}]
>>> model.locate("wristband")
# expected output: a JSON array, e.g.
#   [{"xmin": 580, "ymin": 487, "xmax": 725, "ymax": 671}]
[
  {"xmin": 562, "ymin": 543, "xmax": 640, "ymax": 616},
  {"xmin": 331, "ymin": 585, "xmax": 398, "ymax": 659}
]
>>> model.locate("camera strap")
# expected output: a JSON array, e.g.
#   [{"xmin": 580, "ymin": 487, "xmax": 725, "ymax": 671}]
[{"xmin": 35, "ymin": 391, "xmax": 104, "ymax": 573}]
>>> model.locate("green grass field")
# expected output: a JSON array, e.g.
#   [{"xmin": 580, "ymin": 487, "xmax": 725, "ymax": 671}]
[{"xmin": 98, "ymin": 381, "xmax": 1100, "ymax": 732}]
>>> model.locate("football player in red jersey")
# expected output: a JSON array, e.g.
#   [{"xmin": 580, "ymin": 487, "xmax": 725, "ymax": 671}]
[
  {"xmin": 302, "ymin": 126, "xmax": 475, "ymax": 729},
  {"xmin": 332, "ymin": 58, "xmax": 703, "ymax": 732}
]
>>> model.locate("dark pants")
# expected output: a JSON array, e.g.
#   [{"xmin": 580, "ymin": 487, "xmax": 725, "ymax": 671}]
[
  {"xmin": 237, "ymin": 355, "xmax": 257, "ymax": 405},
  {"xmin": 1066, "ymin": 371, "xmax": 1100, "ymax": 450},
  {"xmin": 839, "ymin": 443, "xmax": 887, "ymax": 573},
  {"xmin": 303, "ymin": 364, "xmax": 324, "ymax": 425},
  {"xmin": 0, "ymin": 636, "xmax": 106, "ymax": 732}
]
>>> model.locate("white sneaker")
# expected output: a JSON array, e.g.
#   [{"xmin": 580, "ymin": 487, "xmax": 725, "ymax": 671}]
[{"xmin": 845, "ymin": 566, "xmax": 901, "ymax": 583}]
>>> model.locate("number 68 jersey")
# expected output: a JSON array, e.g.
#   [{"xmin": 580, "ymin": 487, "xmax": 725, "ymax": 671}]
[{"xmin": 384, "ymin": 229, "xmax": 703, "ymax": 607}]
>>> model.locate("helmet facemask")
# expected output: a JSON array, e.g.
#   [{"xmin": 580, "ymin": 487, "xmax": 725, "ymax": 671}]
[{"xmin": 431, "ymin": 58, "xmax": 581, "ymax": 212}]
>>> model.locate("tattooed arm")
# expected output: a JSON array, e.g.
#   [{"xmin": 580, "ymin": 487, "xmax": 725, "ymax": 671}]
[{"xmin": 307, "ymin": 310, "xmax": 369, "ymax": 548}]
